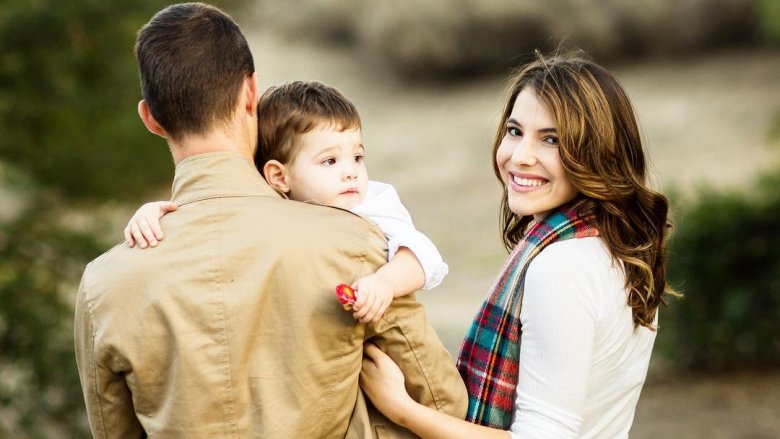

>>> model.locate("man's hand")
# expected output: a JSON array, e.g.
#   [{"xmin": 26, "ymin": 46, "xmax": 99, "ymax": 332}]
[
  {"xmin": 123, "ymin": 201, "xmax": 177, "ymax": 248},
  {"xmin": 351, "ymin": 274, "xmax": 394, "ymax": 323}
]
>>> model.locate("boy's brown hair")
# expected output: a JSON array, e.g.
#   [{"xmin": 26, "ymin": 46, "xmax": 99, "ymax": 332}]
[{"xmin": 255, "ymin": 81, "xmax": 361, "ymax": 175}]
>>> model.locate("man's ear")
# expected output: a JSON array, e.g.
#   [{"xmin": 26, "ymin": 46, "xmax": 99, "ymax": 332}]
[
  {"xmin": 137, "ymin": 100, "xmax": 167, "ymax": 138},
  {"xmin": 263, "ymin": 159, "xmax": 291, "ymax": 193},
  {"xmin": 244, "ymin": 72, "xmax": 259, "ymax": 116}
]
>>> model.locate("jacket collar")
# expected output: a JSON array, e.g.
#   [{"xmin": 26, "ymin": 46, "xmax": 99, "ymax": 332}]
[{"xmin": 171, "ymin": 151, "xmax": 281, "ymax": 206}]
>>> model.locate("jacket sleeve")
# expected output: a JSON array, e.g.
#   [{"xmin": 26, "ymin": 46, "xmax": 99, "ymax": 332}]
[
  {"xmin": 74, "ymin": 268, "xmax": 145, "ymax": 438},
  {"xmin": 356, "ymin": 292, "xmax": 469, "ymax": 438}
]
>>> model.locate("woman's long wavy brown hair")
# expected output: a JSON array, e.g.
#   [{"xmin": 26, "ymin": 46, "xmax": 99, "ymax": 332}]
[{"xmin": 492, "ymin": 52, "xmax": 678, "ymax": 329}]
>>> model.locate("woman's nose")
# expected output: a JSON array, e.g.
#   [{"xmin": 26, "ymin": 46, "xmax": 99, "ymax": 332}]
[{"xmin": 511, "ymin": 139, "xmax": 537, "ymax": 166}]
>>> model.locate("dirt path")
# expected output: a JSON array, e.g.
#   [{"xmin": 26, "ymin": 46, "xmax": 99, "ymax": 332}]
[
  {"xmin": 633, "ymin": 371, "xmax": 780, "ymax": 438},
  {"xmin": 244, "ymin": 28, "xmax": 780, "ymax": 437}
]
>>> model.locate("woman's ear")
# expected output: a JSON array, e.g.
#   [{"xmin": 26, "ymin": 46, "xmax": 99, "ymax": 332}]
[{"xmin": 263, "ymin": 160, "xmax": 291, "ymax": 193}]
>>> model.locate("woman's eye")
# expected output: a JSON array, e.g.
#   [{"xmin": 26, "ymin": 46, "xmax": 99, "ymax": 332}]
[
  {"xmin": 507, "ymin": 126, "xmax": 521, "ymax": 137},
  {"xmin": 544, "ymin": 136, "xmax": 559, "ymax": 145}
]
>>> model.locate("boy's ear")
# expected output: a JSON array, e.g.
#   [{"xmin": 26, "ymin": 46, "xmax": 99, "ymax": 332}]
[
  {"xmin": 138, "ymin": 100, "xmax": 167, "ymax": 138},
  {"xmin": 263, "ymin": 159, "xmax": 291, "ymax": 193}
]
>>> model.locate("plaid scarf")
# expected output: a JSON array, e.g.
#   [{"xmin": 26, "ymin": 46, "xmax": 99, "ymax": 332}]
[{"xmin": 456, "ymin": 204, "xmax": 598, "ymax": 428}]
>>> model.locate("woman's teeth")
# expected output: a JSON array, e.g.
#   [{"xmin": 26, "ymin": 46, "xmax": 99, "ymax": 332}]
[{"xmin": 513, "ymin": 176, "xmax": 546, "ymax": 187}]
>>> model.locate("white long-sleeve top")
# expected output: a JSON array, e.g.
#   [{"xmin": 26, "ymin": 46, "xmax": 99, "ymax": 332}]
[
  {"xmin": 351, "ymin": 180, "xmax": 448, "ymax": 290},
  {"xmin": 509, "ymin": 237, "xmax": 656, "ymax": 439}
]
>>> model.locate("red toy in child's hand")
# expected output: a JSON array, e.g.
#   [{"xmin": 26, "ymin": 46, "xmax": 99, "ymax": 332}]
[{"xmin": 335, "ymin": 284, "xmax": 358, "ymax": 310}]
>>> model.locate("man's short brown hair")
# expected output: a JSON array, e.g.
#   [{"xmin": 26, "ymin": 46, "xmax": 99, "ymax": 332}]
[
  {"xmin": 135, "ymin": 3, "xmax": 254, "ymax": 141},
  {"xmin": 255, "ymin": 81, "xmax": 361, "ymax": 175}
]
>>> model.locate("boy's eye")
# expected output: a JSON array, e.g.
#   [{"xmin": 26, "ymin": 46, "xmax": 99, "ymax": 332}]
[
  {"xmin": 354, "ymin": 154, "xmax": 364, "ymax": 163},
  {"xmin": 322, "ymin": 158, "xmax": 336, "ymax": 166}
]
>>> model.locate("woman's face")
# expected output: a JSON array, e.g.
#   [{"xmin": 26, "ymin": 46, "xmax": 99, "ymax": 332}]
[{"xmin": 495, "ymin": 88, "xmax": 578, "ymax": 221}]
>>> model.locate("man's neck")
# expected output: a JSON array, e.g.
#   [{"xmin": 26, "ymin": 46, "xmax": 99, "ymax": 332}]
[{"xmin": 169, "ymin": 128, "xmax": 254, "ymax": 165}]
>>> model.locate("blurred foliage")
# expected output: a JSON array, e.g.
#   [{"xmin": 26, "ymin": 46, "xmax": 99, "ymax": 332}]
[
  {"xmin": 0, "ymin": 0, "xmax": 174, "ymax": 202},
  {"xmin": 0, "ymin": 0, "xmax": 245, "ymax": 435},
  {"xmin": 258, "ymin": 0, "xmax": 766, "ymax": 81},
  {"xmin": 758, "ymin": 0, "xmax": 780, "ymax": 44},
  {"xmin": 663, "ymin": 169, "xmax": 780, "ymax": 371},
  {"xmin": 0, "ymin": 195, "xmax": 103, "ymax": 438},
  {"xmin": 0, "ymin": 0, "xmax": 242, "ymax": 202}
]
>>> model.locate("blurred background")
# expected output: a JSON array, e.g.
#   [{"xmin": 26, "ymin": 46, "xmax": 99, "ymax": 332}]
[{"xmin": 1, "ymin": 0, "xmax": 779, "ymax": 437}]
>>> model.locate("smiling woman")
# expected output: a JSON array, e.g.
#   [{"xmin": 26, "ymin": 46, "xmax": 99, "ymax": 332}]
[
  {"xmin": 359, "ymin": 51, "xmax": 678, "ymax": 439},
  {"xmin": 495, "ymin": 88, "xmax": 579, "ymax": 220}
]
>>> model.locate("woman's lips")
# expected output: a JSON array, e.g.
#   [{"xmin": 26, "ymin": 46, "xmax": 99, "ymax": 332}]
[{"xmin": 508, "ymin": 172, "xmax": 549, "ymax": 193}]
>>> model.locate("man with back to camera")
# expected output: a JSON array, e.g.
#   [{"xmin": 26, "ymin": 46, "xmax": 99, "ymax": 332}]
[{"xmin": 73, "ymin": 3, "xmax": 466, "ymax": 437}]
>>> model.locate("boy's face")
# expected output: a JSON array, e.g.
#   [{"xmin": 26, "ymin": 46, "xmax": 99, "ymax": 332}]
[{"xmin": 285, "ymin": 125, "xmax": 369, "ymax": 210}]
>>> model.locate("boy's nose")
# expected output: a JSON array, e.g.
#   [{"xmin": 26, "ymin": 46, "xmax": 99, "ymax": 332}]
[{"xmin": 342, "ymin": 163, "xmax": 358, "ymax": 180}]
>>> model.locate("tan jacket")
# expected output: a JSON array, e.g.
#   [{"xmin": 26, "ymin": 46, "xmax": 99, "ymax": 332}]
[{"xmin": 74, "ymin": 152, "xmax": 467, "ymax": 438}]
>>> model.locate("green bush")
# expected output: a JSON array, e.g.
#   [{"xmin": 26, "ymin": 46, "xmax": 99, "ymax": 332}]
[
  {"xmin": 0, "ymin": 0, "xmax": 243, "ymax": 202},
  {"xmin": 758, "ymin": 0, "xmax": 780, "ymax": 44},
  {"xmin": 0, "ymin": 195, "xmax": 103, "ymax": 438},
  {"xmin": 0, "ymin": 0, "xmax": 172, "ymax": 202},
  {"xmin": 664, "ymin": 170, "xmax": 780, "ymax": 371}
]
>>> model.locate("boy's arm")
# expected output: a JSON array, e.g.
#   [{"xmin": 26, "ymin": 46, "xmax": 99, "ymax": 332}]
[
  {"xmin": 376, "ymin": 247, "xmax": 425, "ymax": 298},
  {"xmin": 123, "ymin": 201, "xmax": 177, "ymax": 248},
  {"xmin": 339, "ymin": 215, "xmax": 467, "ymax": 438},
  {"xmin": 353, "ymin": 181, "xmax": 448, "ymax": 291},
  {"xmin": 351, "ymin": 248, "xmax": 425, "ymax": 323}
]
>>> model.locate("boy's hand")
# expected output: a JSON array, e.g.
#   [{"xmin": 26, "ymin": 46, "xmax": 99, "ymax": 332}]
[
  {"xmin": 123, "ymin": 201, "xmax": 177, "ymax": 249},
  {"xmin": 351, "ymin": 274, "xmax": 394, "ymax": 323}
]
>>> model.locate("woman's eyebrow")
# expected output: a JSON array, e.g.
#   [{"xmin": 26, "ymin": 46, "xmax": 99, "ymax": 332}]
[{"xmin": 506, "ymin": 117, "xmax": 557, "ymax": 133}]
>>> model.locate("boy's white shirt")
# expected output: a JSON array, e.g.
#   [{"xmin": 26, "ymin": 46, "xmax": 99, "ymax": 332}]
[{"xmin": 351, "ymin": 180, "xmax": 448, "ymax": 290}]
